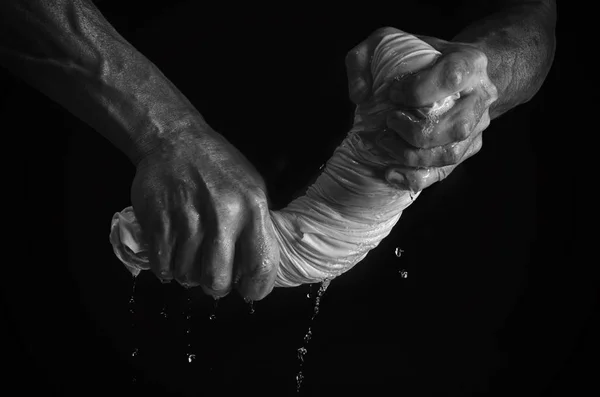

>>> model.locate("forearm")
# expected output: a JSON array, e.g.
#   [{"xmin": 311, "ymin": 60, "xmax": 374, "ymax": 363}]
[
  {"xmin": 453, "ymin": 1, "xmax": 556, "ymax": 119},
  {"xmin": 0, "ymin": 0, "xmax": 210, "ymax": 165}
]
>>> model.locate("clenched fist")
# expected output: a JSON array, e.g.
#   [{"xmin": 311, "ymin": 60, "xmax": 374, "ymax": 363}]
[
  {"xmin": 346, "ymin": 27, "xmax": 498, "ymax": 192},
  {"xmin": 130, "ymin": 127, "xmax": 280, "ymax": 300}
]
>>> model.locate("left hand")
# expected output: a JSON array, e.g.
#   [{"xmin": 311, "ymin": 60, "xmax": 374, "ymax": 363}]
[{"xmin": 346, "ymin": 28, "xmax": 498, "ymax": 191}]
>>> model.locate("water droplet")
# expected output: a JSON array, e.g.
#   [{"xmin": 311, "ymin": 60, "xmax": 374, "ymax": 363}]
[
  {"xmin": 186, "ymin": 328, "xmax": 191, "ymax": 334},
  {"xmin": 129, "ymin": 297, "xmax": 135, "ymax": 305},
  {"xmin": 319, "ymin": 164, "xmax": 325, "ymax": 170},
  {"xmin": 187, "ymin": 353, "xmax": 196, "ymax": 363},
  {"xmin": 132, "ymin": 377, "xmax": 137, "ymax": 384},
  {"xmin": 209, "ymin": 314, "xmax": 216, "ymax": 321},
  {"xmin": 296, "ymin": 371, "xmax": 304, "ymax": 393},
  {"xmin": 303, "ymin": 329, "xmax": 312, "ymax": 344},
  {"xmin": 131, "ymin": 348, "xmax": 139, "ymax": 357},
  {"xmin": 248, "ymin": 300, "xmax": 255, "ymax": 315},
  {"xmin": 297, "ymin": 347, "xmax": 307, "ymax": 363},
  {"xmin": 400, "ymin": 270, "xmax": 408, "ymax": 278},
  {"xmin": 395, "ymin": 247, "xmax": 404, "ymax": 257}
]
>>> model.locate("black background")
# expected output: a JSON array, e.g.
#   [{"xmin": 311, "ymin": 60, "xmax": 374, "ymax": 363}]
[{"xmin": 2, "ymin": 1, "xmax": 591, "ymax": 396}]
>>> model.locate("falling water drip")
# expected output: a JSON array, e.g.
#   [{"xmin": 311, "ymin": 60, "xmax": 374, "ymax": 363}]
[
  {"xmin": 209, "ymin": 297, "xmax": 219, "ymax": 321},
  {"xmin": 160, "ymin": 303, "xmax": 168, "ymax": 319},
  {"xmin": 296, "ymin": 372, "xmax": 305, "ymax": 392},
  {"xmin": 400, "ymin": 270, "xmax": 408, "ymax": 278},
  {"xmin": 303, "ymin": 328, "xmax": 312, "ymax": 344},
  {"xmin": 129, "ymin": 276, "xmax": 138, "ymax": 384},
  {"xmin": 185, "ymin": 295, "xmax": 194, "ymax": 364},
  {"xmin": 311, "ymin": 278, "xmax": 331, "ymax": 321},
  {"xmin": 306, "ymin": 284, "xmax": 312, "ymax": 299},
  {"xmin": 395, "ymin": 247, "xmax": 404, "ymax": 258},
  {"xmin": 296, "ymin": 278, "xmax": 332, "ymax": 393},
  {"xmin": 248, "ymin": 300, "xmax": 255, "ymax": 315}
]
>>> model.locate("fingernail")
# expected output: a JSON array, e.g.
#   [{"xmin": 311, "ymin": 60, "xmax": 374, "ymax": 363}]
[{"xmin": 387, "ymin": 170, "xmax": 405, "ymax": 188}]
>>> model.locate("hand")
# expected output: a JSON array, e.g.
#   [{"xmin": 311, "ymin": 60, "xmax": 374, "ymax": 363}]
[
  {"xmin": 346, "ymin": 28, "xmax": 498, "ymax": 191},
  {"xmin": 130, "ymin": 127, "xmax": 280, "ymax": 300}
]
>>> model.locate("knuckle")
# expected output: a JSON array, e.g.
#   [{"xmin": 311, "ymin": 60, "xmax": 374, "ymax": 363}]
[
  {"xmin": 455, "ymin": 120, "xmax": 471, "ymax": 140},
  {"xmin": 445, "ymin": 144, "xmax": 461, "ymax": 164},
  {"xmin": 245, "ymin": 188, "xmax": 269, "ymax": 213},
  {"xmin": 404, "ymin": 149, "xmax": 420, "ymax": 167},
  {"xmin": 443, "ymin": 58, "xmax": 469, "ymax": 89},
  {"xmin": 218, "ymin": 194, "xmax": 245, "ymax": 219},
  {"xmin": 475, "ymin": 50, "xmax": 488, "ymax": 69}
]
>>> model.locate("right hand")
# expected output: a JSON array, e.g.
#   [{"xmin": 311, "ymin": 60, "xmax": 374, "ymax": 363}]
[{"xmin": 130, "ymin": 127, "xmax": 280, "ymax": 300}]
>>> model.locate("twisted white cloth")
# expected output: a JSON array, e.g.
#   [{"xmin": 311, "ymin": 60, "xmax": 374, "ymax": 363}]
[{"xmin": 109, "ymin": 32, "xmax": 450, "ymax": 287}]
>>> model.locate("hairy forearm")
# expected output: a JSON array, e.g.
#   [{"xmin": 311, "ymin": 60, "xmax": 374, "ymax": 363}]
[
  {"xmin": 0, "ymin": 0, "xmax": 210, "ymax": 165},
  {"xmin": 454, "ymin": 1, "xmax": 556, "ymax": 119}
]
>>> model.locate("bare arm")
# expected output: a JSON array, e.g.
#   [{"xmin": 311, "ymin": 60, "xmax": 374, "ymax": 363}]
[
  {"xmin": 453, "ymin": 0, "xmax": 557, "ymax": 119},
  {"xmin": 0, "ymin": 0, "xmax": 211, "ymax": 166}
]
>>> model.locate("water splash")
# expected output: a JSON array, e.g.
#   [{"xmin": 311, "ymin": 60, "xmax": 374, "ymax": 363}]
[{"xmin": 296, "ymin": 278, "xmax": 332, "ymax": 393}]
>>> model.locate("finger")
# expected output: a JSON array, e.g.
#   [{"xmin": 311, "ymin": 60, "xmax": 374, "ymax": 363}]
[
  {"xmin": 386, "ymin": 123, "xmax": 485, "ymax": 192},
  {"xmin": 390, "ymin": 51, "xmax": 477, "ymax": 107},
  {"xmin": 198, "ymin": 228, "xmax": 237, "ymax": 298},
  {"xmin": 236, "ymin": 206, "xmax": 280, "ymax": 301},
  {"xmin": 386, "ymin": 91, "xmax": 485, "ymax": 148},
  {"xmin": 142, "ymin": 210, "xmax": 176, "ymax": 282},
  {"xmin": 172, "ymin": 208, "xmax": 204, "ymax": 288},
  {"xmin": 408, "ymin": 132, "xmax": 484, "ymax": 191},
  {"xmin": 346, "ymin": 40, "xmax": 373, "ymax": 105},
  {"xmin": 377, "ymin": 127, "xmax": 474, "ymax": 168}
]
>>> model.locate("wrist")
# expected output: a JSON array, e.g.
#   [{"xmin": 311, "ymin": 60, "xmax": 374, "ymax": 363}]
[{"xmin": 130, "ymin": 114, "xmax": 214, "ymax": 167}]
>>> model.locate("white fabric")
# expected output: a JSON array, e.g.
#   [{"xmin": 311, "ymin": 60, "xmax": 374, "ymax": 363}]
[{"xmin": 109, "ymin": 32, "xmax": 448, "ymax": 286}]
